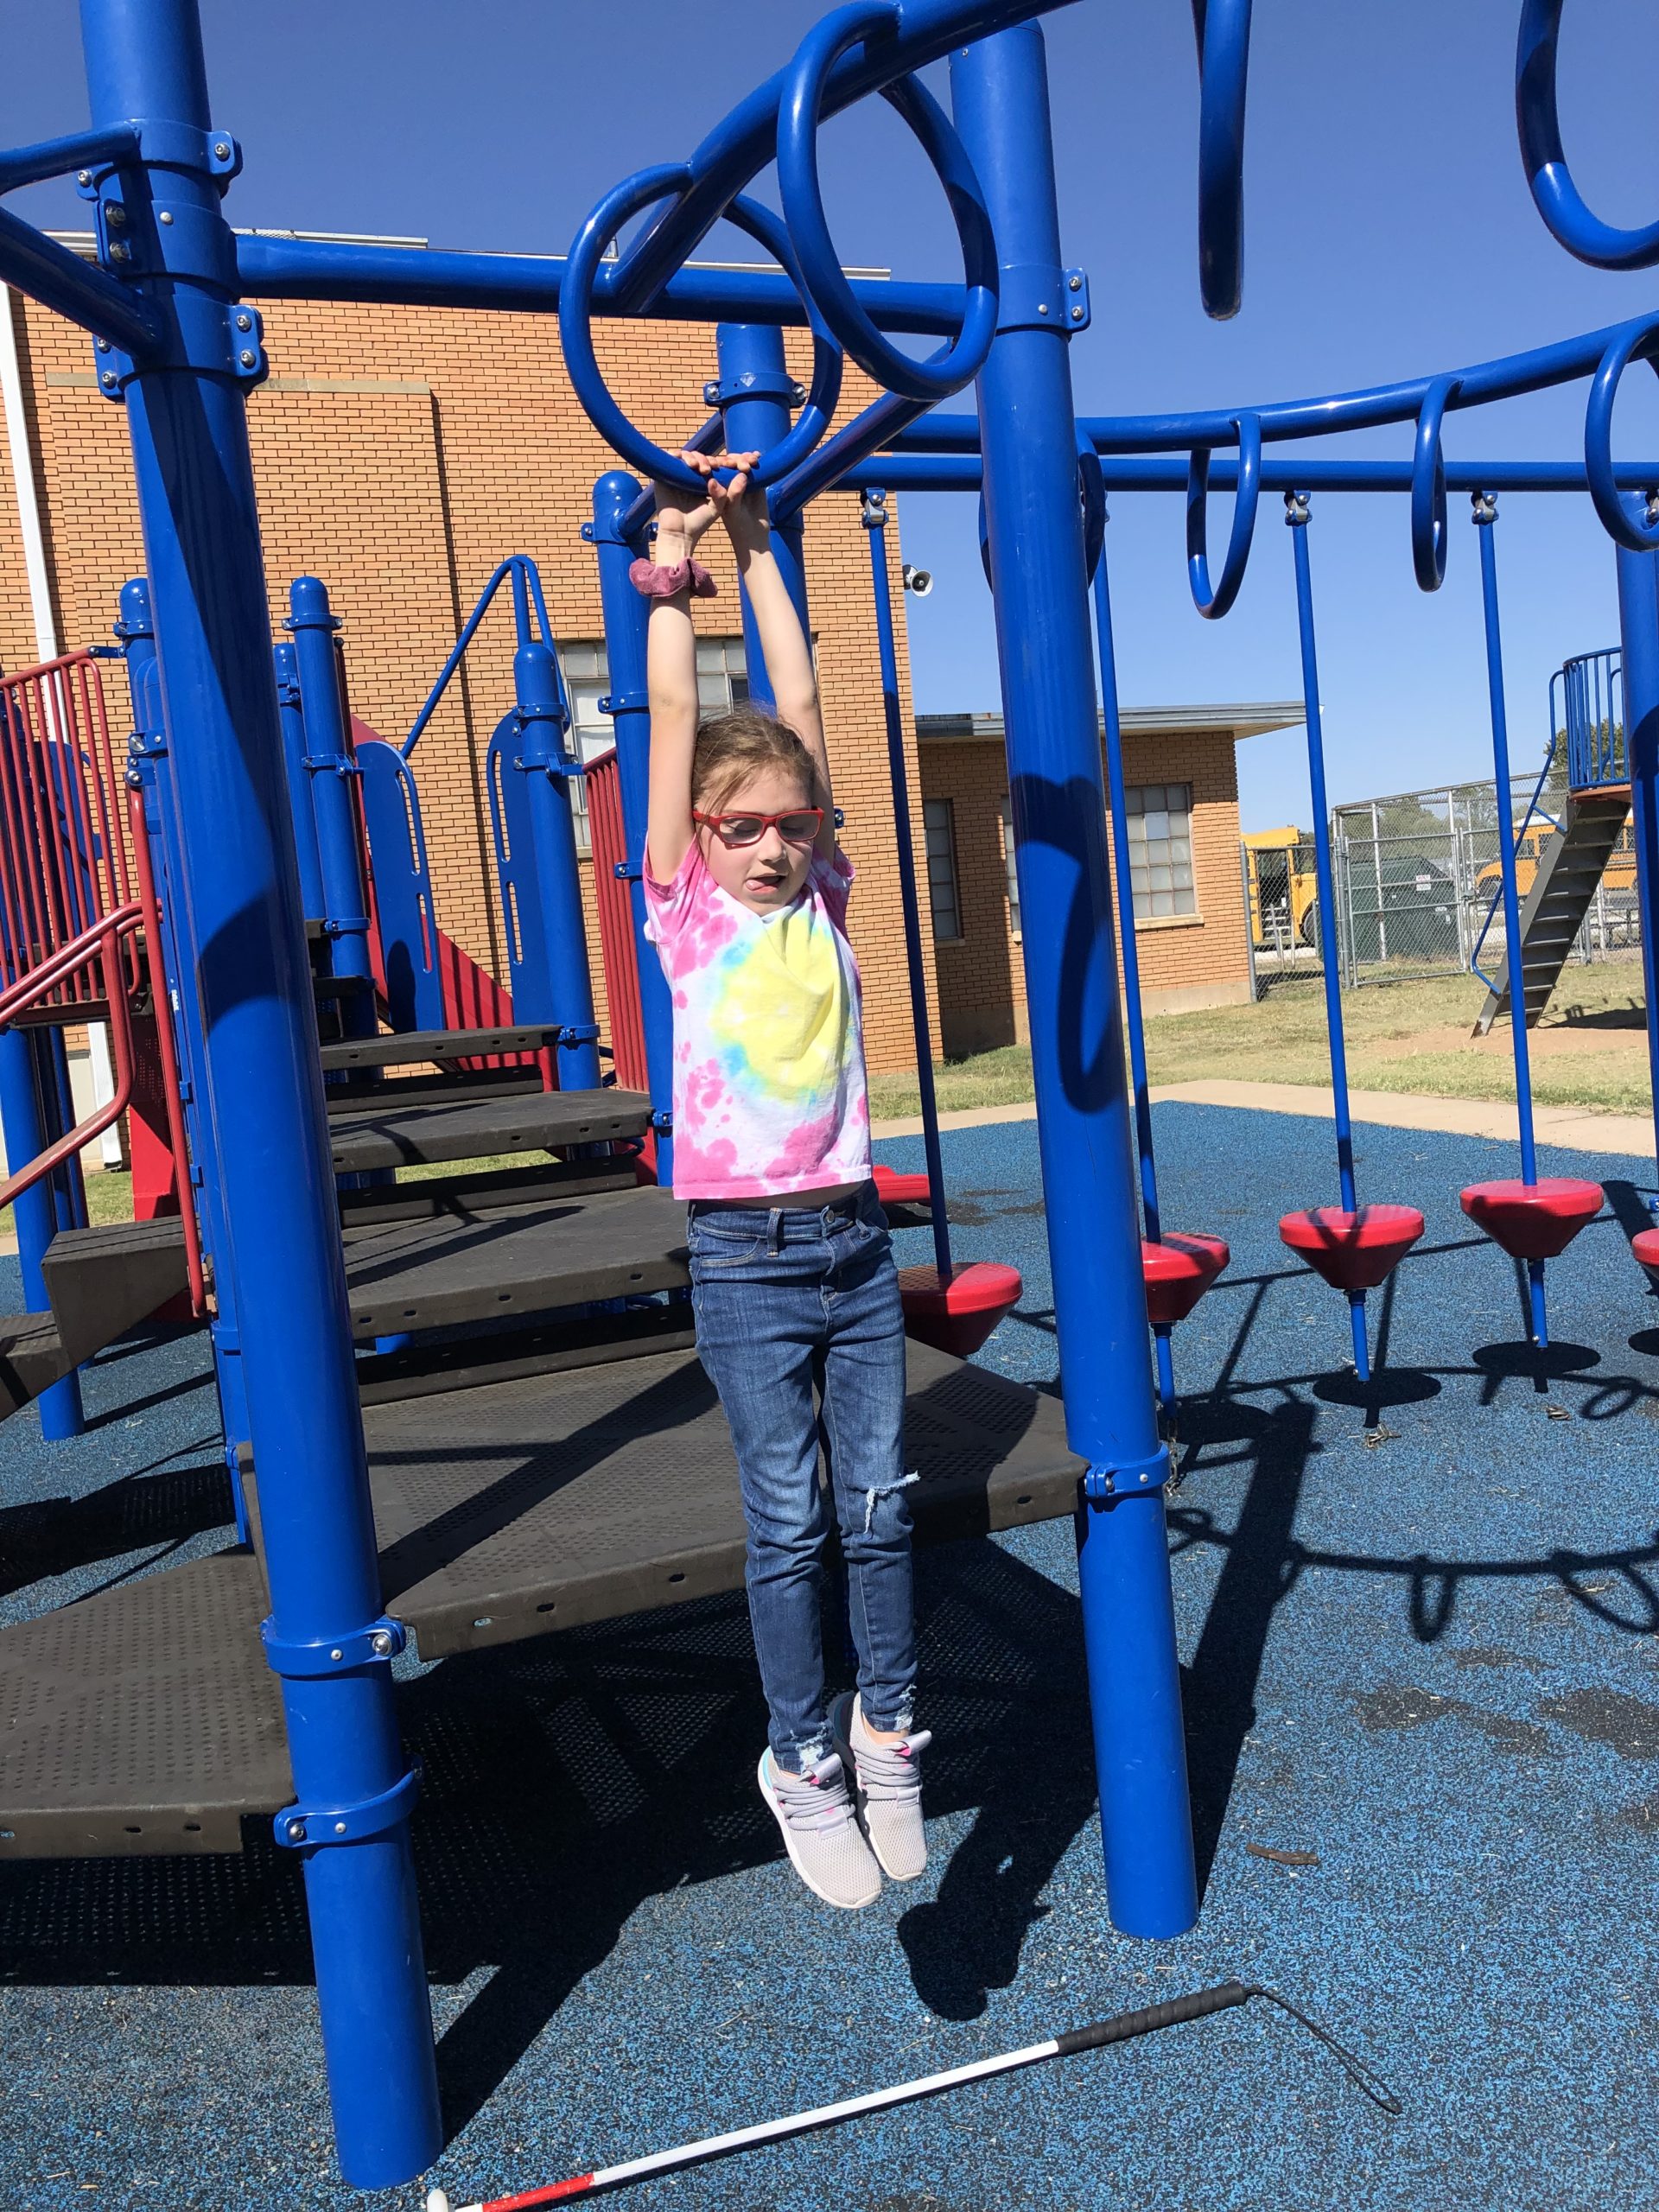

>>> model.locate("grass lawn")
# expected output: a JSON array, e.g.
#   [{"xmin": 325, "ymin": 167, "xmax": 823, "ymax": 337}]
[{"xmin": 868, "ymin": 955, "xmax": 1654, "ymax": 1122}]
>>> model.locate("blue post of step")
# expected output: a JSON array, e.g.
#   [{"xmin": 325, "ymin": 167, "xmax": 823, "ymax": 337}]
[
  {"xmin": 272, "ymin": 639, "xmax": 326, "ymax": 923},
  {"xmin": 1091, "ymin": 534, "xmax": 1175, "ymax": 1414},
  {"xmin": 864, "ymin": 490, "xmax": 951, "ymax": 1281},
  {"xmin": 1287, "ymin": 494, "xmax": 1371, "ymax": 1381},
  {"xmin": 591, "ymin": 470, "xmax": 677, "ymax": 1182},
  {"xmin": 715, "ymin": 322, "xmax": 812, "ymax": 697},
  {"xmin": 952, "ymin": 24, "xmax": 1197, "ymax": 1939},
  {"xmin": 1475, "ymin": 494, "xmax": 1548, "ymax": 1345},
  {"xmin": 0, "ymin": 1026, "xmax": 84, "ymax": 1438},
  {"xmin": 44, "ymin": 1029, "xmax": 90, "ymax": 1234},
  {"xmin": 79, "ymin": 0, "xmax": 438, "ymax": 2182},
  {"xmin": 286, "ymin": 579, "xmax": 373, "ymax": 1039},
  {"xmin": 511, "ymin": 637, "xmax": 602, "ymax": 1089},
  {"xmin": 1616, "ymin": 547, "xmax": 1659, "ymax": 1185},
  {"xmin": 119, "ymin": 575, "xmax": 253, "ymax": 1542}
]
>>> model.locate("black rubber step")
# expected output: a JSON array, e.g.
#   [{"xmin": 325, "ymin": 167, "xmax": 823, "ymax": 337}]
[
  {"xmin": 340, "ymin": 1183, "xmax": 685, "ymax": 1338},
  {"xmin": 327, "ymin": 1086, "xmax": 651, "ymax": 1173},
  {"xmin": 358, "ymin": 1338, "xmax": 1083, "ymax": 1657},
  {"xmin": 41, "ymin": 1217, "xmax": 189, "ymax": 1366},
  {"xmin": 0, "ymin": 1311, "xmax": 73, "ymax": 1420},
  {"xmin": 0, "ymin": 1549, "xmax": 289, "ymax": 1859},
  {"xmin": 318, "ymin": 1024, "xmax": 568, "ymax": 1073},
  {"xmin": 336, "ymin": 1155, "xmax": 639, "ymax": 1228}
]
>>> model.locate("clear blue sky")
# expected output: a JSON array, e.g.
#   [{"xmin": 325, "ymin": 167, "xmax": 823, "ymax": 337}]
[{"xmin": 6, "ymin": 2, "xmax": 1659, "ymax": 827}]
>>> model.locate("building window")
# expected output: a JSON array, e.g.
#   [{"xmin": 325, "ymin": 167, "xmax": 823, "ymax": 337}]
[
  {"xmin": 1126, "ymin": 782, "xmax": 1198, "ymax": 918},
  {"xmin": 1000, "ymin": 798, "xmax": 1021, "ymax": 940},
  {"xmin": 559, "ymin": 639, "xmax": 747, "ymax": 852},
  {"xmin": 923, "ymin": 798, "xmax": 962, "ymax": 942}
]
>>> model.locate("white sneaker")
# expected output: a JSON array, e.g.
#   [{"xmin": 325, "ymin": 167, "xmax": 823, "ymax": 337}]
[
  {"xmin": 757, "ymin": 1749, "xmax": 881, "ymax": 1910},
  {"xmin": 830, "ymin": 1693, "xmax": 931, "ymax": 1881}
]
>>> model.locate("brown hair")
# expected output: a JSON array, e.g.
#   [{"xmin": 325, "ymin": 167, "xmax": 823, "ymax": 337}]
[{"xmin": 690, "ymin": 704, "xmax": 819, "ymax": 814}]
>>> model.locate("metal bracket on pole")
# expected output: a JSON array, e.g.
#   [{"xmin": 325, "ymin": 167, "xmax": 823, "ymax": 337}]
[
  {"xmin": 612, "ymin": 859, "xmax": 642, "ymax": 882},
  {"xmin": 995, "ymin": 263, "xmax": 1090, "ymax": 334},
  {"xmin": 1082, "ymin": 1444, "xmax": 1173, "ymax": 1501},
  {"xmin": 598, "ymin": 690, "xmax": 648, "ymax": 716},
  {"xmin": 317, "ymin": 915, "xmax": 372, "ymax": 938},
  {"xmin": 273, "ymin": 1765, "xmax": 422, "ymax": 1853},
  {"xmin": 92, "ymin": 299, "xmax": 266, "ymax": 399},
  {"xmin": 261, "ymin": 1615, "xmax": 407, "ymax": 1675},
  {"xmin": 702, "ymin": 365, "xmax": 806, "ymax": 410}
]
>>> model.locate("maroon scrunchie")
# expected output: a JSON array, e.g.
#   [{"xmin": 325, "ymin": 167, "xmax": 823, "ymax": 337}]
[{"xmin": 629, "ymin": 556, "xmax": 718, "ymax": 601}]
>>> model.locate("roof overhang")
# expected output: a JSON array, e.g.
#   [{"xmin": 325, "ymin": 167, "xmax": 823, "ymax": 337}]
[{"xmin": 916, "ymin": 703, "xmax": 1305, "ymax": 744}]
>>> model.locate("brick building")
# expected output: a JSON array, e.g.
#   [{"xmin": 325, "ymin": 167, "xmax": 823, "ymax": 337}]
[
  {"xmin": 1, "ymin": 237, "xmax": 1291, "ymax": 1099},
  {"xmin": 918, "ymin": 703, "xmax": 1301, "ymax": 1056}
]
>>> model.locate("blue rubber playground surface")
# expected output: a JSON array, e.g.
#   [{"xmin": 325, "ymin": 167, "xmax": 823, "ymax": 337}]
[{"xmin": 3, "ymin": 1102, "xmax": 1658, "ymax": 2209}]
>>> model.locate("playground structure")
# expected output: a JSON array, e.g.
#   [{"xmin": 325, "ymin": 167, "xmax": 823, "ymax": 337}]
[{"xmin": 1, "ymin": 0, "xmax": 1658, "ymax": 2191}]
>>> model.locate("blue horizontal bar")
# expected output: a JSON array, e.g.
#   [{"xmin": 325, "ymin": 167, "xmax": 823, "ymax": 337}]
[
  {"xmin": 234, "ymin": 233, "xmax": 964, "ymax": 336},
  {"xmin": 845, "ymin": 453, "xmax": 1659, "ymax": 493},
  {"xmin": 0, "ymin": 207, "xmax": 152, "ymax": 353},
  {"xmin": 0, "ymin": 123, "xmax": 138, "ymax": 198},
  {"xmin": 611, "ymin": 0, "xmax": 1063, "ymax": 311},
  {"xmin": 771, "ymin": 389, "xmax": 932, "ymax": 518}
]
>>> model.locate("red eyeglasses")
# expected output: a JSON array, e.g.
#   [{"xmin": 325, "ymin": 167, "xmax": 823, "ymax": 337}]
[{"xmin": 693, "ymin": 806, "xmax": 823, "ymax": 849}]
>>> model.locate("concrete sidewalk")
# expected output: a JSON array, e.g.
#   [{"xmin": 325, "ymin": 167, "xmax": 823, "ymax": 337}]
[{"xmin": 874, "ymin": 1076, "xmax": 1656, "ymax": 1159}]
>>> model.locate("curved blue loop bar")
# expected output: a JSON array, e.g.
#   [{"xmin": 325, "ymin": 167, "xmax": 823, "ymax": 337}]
[
  {"xmin": 1585, "ymin": 320, "xmax": 1659, "ymax": 552},
  {"xmin": 1517, "ymin": 0, "xmax": 1659, "ymax": 271},
  {"xmin": 1410, "ymin": 374, "xmax": 1461, "ymax": 592},
  {"xmin": 1185, "ymin": 413, "xmax": 1261, "ymax": 618},
  {"xmin": 1192, "ymin": 0, "xmax": 1252, "ymax": 319},
  {"xmin": 561, "ymin": 169, "xmax": 843, "ymax": 491},
  {"xmin": 777, "ymin": 0, "xmax": 998, "ymax": 404}
]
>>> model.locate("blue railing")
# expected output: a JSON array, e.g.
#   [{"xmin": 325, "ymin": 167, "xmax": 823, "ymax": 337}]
[{"xmin": 1561, "ymin": 645, "xmax": 1624, "ymax": 789}]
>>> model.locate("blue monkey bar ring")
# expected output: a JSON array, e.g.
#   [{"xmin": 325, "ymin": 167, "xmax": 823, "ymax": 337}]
[
  {"xmin": 560, "ymin": 168, "xmax": 843, "ymax": 493},
  {"xmin": 1193, "ymin": 0, "xmax": 1253, "ymax": 319},
  {"xmin": 1185, "ymin": 412, "xmax": 1261, "ymax": 619},
  {"xmin": 1409, "ymin": 374, "xmax": 1462, "ymax": 592},
  {"xmin": 777, "ymin": 0, "xmax": 999, "ymax": 406},
  {"xmin": 1516, "ymin": 0, "xmax": 1659, "ymax": 272},
  {"xmin": 1585, "ymin": 318, "xmax": 1659, "ymax": 553}
]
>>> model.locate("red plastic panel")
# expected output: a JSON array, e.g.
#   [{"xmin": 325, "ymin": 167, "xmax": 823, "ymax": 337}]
[
  {"xmin": 1278, "ymin": 1202, "xmax": 1426, "ymax": 1291},
  {"xmin": 1141, "ymin": 1231, "xmax": 1230, "ymax": 1326},
  {"xmin": 1459, "ymin": 1177, "xmax": 1603, "ymax": 1261},
  {"xmin": 897, "ymin": 1260, "xmax": 1023, "ymax": 1358},
  {"xmin": 585, "ymin": 748, "xmax": 650, "ymax": 1095}
]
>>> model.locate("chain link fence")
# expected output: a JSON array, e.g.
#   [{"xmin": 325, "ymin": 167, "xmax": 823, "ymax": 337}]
[{"xmin": 1242, "ymin": 773, "xmax": 1642, "ymax": 995}]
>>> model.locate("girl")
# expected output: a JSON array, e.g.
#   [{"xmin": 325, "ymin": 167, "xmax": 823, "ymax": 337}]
[{"xmin": 637, "ymin": 448, "xmax": 928, "ymax": 1911}]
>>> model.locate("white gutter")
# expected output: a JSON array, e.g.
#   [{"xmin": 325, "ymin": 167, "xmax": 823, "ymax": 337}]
[{"xmin": 0, "ymin": 285, "xmax": 124, "ymax": 1167}]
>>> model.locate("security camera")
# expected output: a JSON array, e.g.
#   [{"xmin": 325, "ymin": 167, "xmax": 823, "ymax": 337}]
[{"xmin": 902, "ymin": 564, "xmax": 933, "ymax": 597}]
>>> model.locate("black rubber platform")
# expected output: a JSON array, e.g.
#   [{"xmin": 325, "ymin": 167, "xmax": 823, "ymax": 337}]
[
  {"xmin": 363, "ymin": 1338, "xmax": 1082, "ymax": 1656},
  {"xmin": 0, "ymin": 1550, "xmax": 289, "ymax": 1859},
  {"xmin": 340, "ymin": 1184, "xmax": 686, "ymax": 1337},
  {"xmin": 0, "ymin": 1311, "xmax": 73, "ymax": 1419},
  {"xmin": 41, "ymin": 1217, "xmax": 189, "ymax": 1366},
  {"xmin": 327, "ymin": 1085, "xmax": 652, "ymax": 1173},
  {"xmin": 318, "ymin": 1023, "xmax": 566, "ymax": 1072}
]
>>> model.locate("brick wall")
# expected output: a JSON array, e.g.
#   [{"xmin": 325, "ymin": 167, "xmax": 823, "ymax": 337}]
[
  {"xmin": 0, "ymin": 286, "xmax": 938, "ymax": 1076},
  {"xmin": 921, "ymin": 727, "xmax": 1253, "ymax": 1056}
]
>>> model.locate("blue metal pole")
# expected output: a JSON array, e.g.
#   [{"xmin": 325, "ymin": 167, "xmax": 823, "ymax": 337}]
[
  {"xmin": 121, "ymin": 577, "xmax": 253, "ymax": 1541},
  {"xmin": 952, "ymin": 23, "xmax": 1196, "ymax": 1939},
  {"xmin": 1286, "ymin": 494, "xmax": 1371, "ymax": 1380},
  {"xmin": 78, "ymin": 0, "xmax": 438, "ymax": 2181},
  {"xmin": 715, "ymin": 323, "xmax": 812, "ymax": 699},
  {"xmin": 862, "ymin": 491, "xmax": 951, "ymax": 1281},
  {"xmin": 1474, "ymin": 494, "xmax": 1548, "ymax": 1345},
  {"xmin": 1614, "ymin": 543, "xmax": 1659, "ymax": 1188},
  {"xmin": 272, "ymin": 640, "xmax": 326, "ymax": 922},
  {"xmin": 510, "ymin": 638, "xmax": 603, "ymax": 1089},
  {"xmin": 285, "ymin": 578, "xmax": 373, "ymax": 1009},
  {"xmin": 44, "ymin": 1028, "xmax": 91, "ymax": 1233},
  {"xmin": 590, "ymin": 472, "xmax": 677, "ymax": 1180},
  {"xmin": 1090, "ymin": 530, "xmax": 1173, "ymax": 1415},
  {"xmin": 0, "ymin": 1026, "xmax": 85, "ymax": 1438}
]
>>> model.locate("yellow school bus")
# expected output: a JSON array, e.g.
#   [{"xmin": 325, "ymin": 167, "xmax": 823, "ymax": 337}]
[{"xmin": 1243, "ymin": 826, "xmax": 1319, "ymax": 948}]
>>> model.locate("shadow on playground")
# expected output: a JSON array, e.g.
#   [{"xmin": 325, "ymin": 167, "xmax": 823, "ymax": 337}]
[{"xmin": 3, "ymin": 1205, "xmax": 1659, "ymax": 2144}]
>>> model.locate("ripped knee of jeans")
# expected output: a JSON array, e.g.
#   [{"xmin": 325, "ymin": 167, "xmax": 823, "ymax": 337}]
[{"xmin": 862, "ymin": 1469, "xmax": 919, "ymax": 1536}]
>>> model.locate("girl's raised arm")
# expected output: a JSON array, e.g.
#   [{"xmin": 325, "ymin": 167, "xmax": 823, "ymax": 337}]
[{"xmin": 643, "ymin": 458, "xmax": 747, "ymax": 880}]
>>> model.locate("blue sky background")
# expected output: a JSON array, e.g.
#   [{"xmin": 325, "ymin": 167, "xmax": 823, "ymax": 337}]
[{"xmin": 5, "ymin": 2, "xmax": 1659, "ymax": 827}]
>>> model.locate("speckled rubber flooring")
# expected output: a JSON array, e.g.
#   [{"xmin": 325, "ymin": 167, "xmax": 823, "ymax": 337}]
[{"xmin": 3, "ymin": 1104, "xmax": 1657, "ymax": 2210}]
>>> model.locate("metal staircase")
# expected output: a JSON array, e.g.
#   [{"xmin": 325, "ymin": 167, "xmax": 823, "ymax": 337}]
[{"xmin": 1472, "ymin": 645, "xmax": 1632, "ymax": 1034}]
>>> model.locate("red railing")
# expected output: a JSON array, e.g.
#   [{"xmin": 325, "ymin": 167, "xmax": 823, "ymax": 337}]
[
  {"xmin": 586, "ymin": 747, "xmax": 649, "ymax": 1092},
  {"xmin": 0, "ymin": 653, "xmax": 205, "ymax": 1318}
]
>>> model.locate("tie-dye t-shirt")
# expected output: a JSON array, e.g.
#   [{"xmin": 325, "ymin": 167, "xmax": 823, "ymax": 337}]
[{"xmin": 643, "ymin": 841, "xmax": 872, "ymax": 1201}]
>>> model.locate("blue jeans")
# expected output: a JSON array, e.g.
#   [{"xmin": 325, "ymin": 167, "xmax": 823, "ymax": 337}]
[{"xmin": 689, "ymin": 1181, "xmax": 917, "ymax": 1770}]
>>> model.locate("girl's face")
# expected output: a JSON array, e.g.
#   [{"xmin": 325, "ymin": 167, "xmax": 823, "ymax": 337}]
[{"xmin": 696, "ymin": 766, "xmax": 818, "ymax": 914}]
